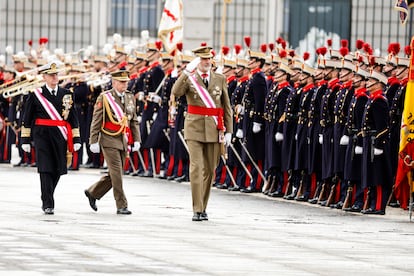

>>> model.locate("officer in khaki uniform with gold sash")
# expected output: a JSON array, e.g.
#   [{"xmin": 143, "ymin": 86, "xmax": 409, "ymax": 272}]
[
  {"xmin": 84, "ymin": 70, "xmax": 141, "ymax": 215},
  {"xmin": 171, "ymin": 46, "xmax": 233, "ymax": 221}
]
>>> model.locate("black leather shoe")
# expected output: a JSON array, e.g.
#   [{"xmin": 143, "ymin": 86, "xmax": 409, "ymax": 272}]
[
  {"xmin": 228, "ymin": 186, "xmax": 240, "ymax": 192},
  {"xmin": 269, "ymin": 191, "xmax": 284, "ymax": 197},
  {"xmin": 138, "ymin": 171, "xmax": 153, "ymax": 177},
  {"xmin": 330, "ymin": 201, "xmax": 344, "ymax": 209},
  {"xmin": 284, "ymin": 193, "xmax": 296, "ymax": 200},
  {"xmin": 174, "ymin": 175, "xmax": 189, "ymax": 182},
  {"xmin": 389, "ymin": 202, "xmax": 401, "ymax": 208},
  {"xmin": 215, "ymin": 183, "xmax": 228, "ymax": 189},
  {"xmin": 318, "ymin": 200, "xmax": 328, "ymax": 206},
  {"xmin": 240, "ymin": 187, "xmax": 259, "ymax": 193},
  {"xmin": 361, "ymin": 208, "xmax": 385, "ymax": 215},
  {"xmin": 166, "ymin": 175, "xmax": 176, "ymax": 181},
  {"xmin": 192, "ymin": 212, "xmax": 202, "ymax": 221},
  {"xmin": 117, "ymin": 208, "xmax": 132, "ymax": 215},
  {"xmin": 200, "ymin": 212, "xmax": 208, "ymax": 221},
  {"xmin": 308, "ymin": 197, "xmax": 318, "ymax": 204},
  {"xmin": 343, "ymin": 205, "xmax": 362, "ymax": 212},
  {"xmin": 84, "ymin": 190, "xmax": 97, "ymax": 211},
  {"xmin": 44, "ymin": 208, "xmax": 54, "ymax": 215},
  {"xmin": 295, "ymin": 195, "xmax": 309, "ymax": 202}
]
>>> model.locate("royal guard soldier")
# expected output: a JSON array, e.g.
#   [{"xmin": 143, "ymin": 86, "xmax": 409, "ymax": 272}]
[
  {"xmin": 214, "ymin": 57, "xmax": 237, "ymax": 189},
  {"xmin": 139, "ymin": 41, "xmax": 165, "ymax": 177},
  {"xmin": 21, "ymin": 61, "xmax": 82, "ymax": 214},
  {"xmin": 330, "ymin": 47, "xmax": 355, "ymax": 209},
  {"xmin": 267, "ymin": 53, "xmax": 292, "ymax": 197},
  {"xmin": 0, "ymin": 65, "xmax": 17, "ymax": 163},
  {"xmin": 307, "ymin": 49, "xmax": 329, "ymax": 204},
  {"xmin": 145, "ymin": 52, "xmax": 177, "ymax": 179},
  {"xmin": 360, "ymin": 69, "xmax": 392, "ymax": 215},
  {"xmin": 228, "ymin": 58, "xmax": 251, "ymax": 191},
  {"xmin": 240, "ymin": 48, "xmax": 268, "ymax": 193},
  {"xmin": 318, "ymin": 55, "xmax": 341, "ymax": 206},
  {"xmin": 342, "ymin": 66, "xmax": 370, "ymax": 212},
  {"xmin": 294, "ymin": 59, "xmax": 316, "ymax": 201},
  {"xmin": 64, "ymin": 63, "xmax": 90, "ymax": 170}
]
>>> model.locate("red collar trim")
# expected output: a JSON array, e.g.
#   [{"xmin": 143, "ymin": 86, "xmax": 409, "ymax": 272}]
[
  {"xmin": 250, "ymin": 68, "xmax": 261, "ymax": 76},
  {"xmin": 278, "ymin": 81, "xmax": 290, "ymax": 90},
  {"xmin": 387, "ymin": 76, "xmax": 400, "ymax": 86},
  {"xmin": 227, "ymin": 75, "xmax": 237, "ymax": 83},
  {"xmin": 303, "ymin": 83, "xmax": 315, "ymax": 92}
]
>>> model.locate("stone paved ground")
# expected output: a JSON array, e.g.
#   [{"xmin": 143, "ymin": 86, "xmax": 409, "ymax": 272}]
[{"xmin": 1, "ymin": 164, "xmax": 414, "ymax": 275}]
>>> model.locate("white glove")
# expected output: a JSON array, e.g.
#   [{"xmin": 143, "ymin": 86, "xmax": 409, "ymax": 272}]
[
  {"xmin": 340, "ymin": 135, "xmax": 349, "ymax": 146},
  {"xmin": 73, "ymin": 143, "xmax": 82, "ymax": 152},
  {"xmin": 275, "ymin": 132, "xmax": 284, "ymax": 142},
  {"xmin": 169, "ymin": 106, "xmax": 177, "ymax": 116},
  {"xmin": 215, "ymin": 65, "xmax": 224, "ymax": 74},
  {"xmin": 252, "ymin": 122, "xmax": 262, "ymax": 133},
  {"xmin": 355, "ymin": 146, "xmax": 363, "ymax": 155},
  {"xmin": 235, "ymin": 104, "xmax": 244, "ymax": 115},
  {"xmin": 224, "ymin": 133, "xmax": 232, "ymax": 146},
  {"xmin": 22, "ymin": 144, "xmax": 31, "ymax": 153},
  {"xmin": 90, "ymin": 143, "xmax": 100, "ymax": 154},
  {"xmin": 374, "ymin": 148, "xmax": 383, "ymax": 156},
  {"xmin": 152, "ymin": 112, "xmax": 158, "ymax": 121},
  {"xmin": 294, "ymin": 134, "xmax": 298, "ymax": 140},
  {"xmin": 137, "ymin": 116, "xmax": 142, "ymax": 124},
  {"xmin": 235, "ymin": 128, "xmax": 243, "ymax": 139},
  {"xmin": 318, "ymin": 134, "xmax": 323, "ymax": 144},
  {"xmin": 185, "ymin": 57, "xmax": 200, "ymax": 73},
  {"xmin": 132, "ymin": 141, "xmax": 141, "ymax": 152},
  {"xmin": 171, "ymin": 68, "xmax": 178, "ymax": 78},
  {"xmin": 137, "ymin": 92, "xmax": 145, "ymax": 101},
  {"xmin": 149, "ymin": 93, "xmax": 161, "ymax": 104}
]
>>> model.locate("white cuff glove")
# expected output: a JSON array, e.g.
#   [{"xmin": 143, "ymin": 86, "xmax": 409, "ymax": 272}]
[
  {"xmin": 137, "ymin": 116, "xmax": 142, "ymax": 124},
  {"xmin": 275, "ymin": 132, "xmax": 284, "ymax": 142},
  {"xmin": 374, "ymin": 148, "xmax": 383, "ymax": 156},
  {"xmin": 224, "ymin": 133, "xmax": 232, "ymax": 146},
  {"xmin": 149, "ymin": 93, "xmax": 161, "ymax": 104},
  {"xmin": 318, "ymin": 134, "xmax": 323, "ymax": 144},
  {"xmin": 235, "ymin": 104, "xmax": 244, "ymax": 115},
  {"xmin": 90, "ymin": 142, "xmax": 100, "ymax": 154},
  {"xmin": 132, "ymin": 141, "xmax": 141, "ymax": 152},
  {"xmin": 340, "ymin": 135, "xmax": 349, "ymax": 146},
  {"xmin": 137, "ymin": 92, "xmax": 145, "ymax": 101},
  {"xmin": 252, "ymin": 122, "xmax": 262, "ymax": 133},
  {"xmin": 171, "ymin": 68, "xmax": 178, "ymax": 78},
  {"xmin": 73, "ymin": 143, "xmax": 82, "ymax": 152},
  {"xmin": 355, "ymin": 146, "xmax": 363, "ymax": 155},
  {"xmin": 22, "ymin": 144, "xmax": 31, "ymax": 153},
  {"xmin": 294, "ymin": 134, "xmax": 298, "ymax": 140},
  {"xmin": 152, "ymin": 112, "xmax": 158, "ymax": 121},
  {"xmin": 185, "ymin": 57, "xmax": 200, "ymax": 73},
  {"xmin": 235, "ymin": 128, "xmax": 243, "ymax": 139},
  {"xmin": 169, "ymin": 106, "xmax": 177, "ymax": 116}
]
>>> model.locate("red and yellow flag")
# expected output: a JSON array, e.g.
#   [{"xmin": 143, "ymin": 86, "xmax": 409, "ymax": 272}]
[{"xmin": 394, "ymin": 36, "xmax": 414, "ymax": 209}]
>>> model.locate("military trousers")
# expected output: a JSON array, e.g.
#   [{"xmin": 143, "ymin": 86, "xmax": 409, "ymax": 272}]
[
  {"xmin": 87, "ymin": 147, "xmax": 128, "ymax": 209},
  {"xmin": 187, "ymin": 140, "xmax": 221, "ymax": 213},
  {"xmin": 40, "ymin": 172, "xmax": 60, "ymax": 210}
]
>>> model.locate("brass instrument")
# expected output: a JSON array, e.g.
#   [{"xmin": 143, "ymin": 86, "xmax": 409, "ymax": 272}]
[{"xmin": 1, "ymin": 75, "xmax": 44, "ymax": 98}]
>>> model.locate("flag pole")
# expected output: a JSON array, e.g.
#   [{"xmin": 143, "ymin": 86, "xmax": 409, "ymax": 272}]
[{"xmin": 220, "ymin": 0, "xmax": 232, "ymax": 49}]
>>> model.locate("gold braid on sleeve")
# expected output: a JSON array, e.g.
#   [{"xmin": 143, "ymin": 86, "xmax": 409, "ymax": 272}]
[{"xmin": 100, "ymin": 95, "xmax": 127, "ymax": 136}]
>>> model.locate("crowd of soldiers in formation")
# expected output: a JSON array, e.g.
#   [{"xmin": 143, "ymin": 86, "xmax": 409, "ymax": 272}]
[{"xmin": 0, "ymin": 36, "xmax": 410, "ymax": 215}]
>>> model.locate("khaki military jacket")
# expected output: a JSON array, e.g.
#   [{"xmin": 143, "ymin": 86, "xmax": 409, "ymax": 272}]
[
  {"xmin": 89, "ymin": 89, "xmax": 140, "ymax": 151},
  {"xmin": 172, "ymin": 71, "xmax": 233, "ymax": 143}
]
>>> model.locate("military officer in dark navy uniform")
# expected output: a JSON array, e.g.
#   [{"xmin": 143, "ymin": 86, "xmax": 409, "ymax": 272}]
[
  {"xmin": 360, "ymin": 70, "xmax": 392, "ymax": 215},
  {"xmin": 21, "ymin": 62, "xmax": 82, "ymax": 215}
]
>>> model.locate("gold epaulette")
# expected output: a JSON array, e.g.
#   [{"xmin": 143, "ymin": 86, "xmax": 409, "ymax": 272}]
[
  {"xmin": 278, "ymin": 112, "xmax": 286, "ymax": 123},
  {"xmin": 72, "ymin": 128, "xmax": 80, "ymax": 138}
]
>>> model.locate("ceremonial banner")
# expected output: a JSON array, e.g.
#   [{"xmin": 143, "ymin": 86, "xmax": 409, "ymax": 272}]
[
  {"xmin": 395, "ymin": 0, "xmax": 414, "ymax": 25},
  {"xmin": 158, "ymin": 0, "xmax": 183, "ymax": 53},
  {"xmin": 394, "ymin": 36, "xmax": 414, "ymax": 209}
]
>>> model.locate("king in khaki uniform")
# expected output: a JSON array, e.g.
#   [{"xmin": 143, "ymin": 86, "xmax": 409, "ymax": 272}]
[
  {"xmin": 171, "ymin": 45, "xmax": 233, "ymax": 221},
  {"xmin": 84, "ymin": 70, "xmax": 141, "ymax": 215}
]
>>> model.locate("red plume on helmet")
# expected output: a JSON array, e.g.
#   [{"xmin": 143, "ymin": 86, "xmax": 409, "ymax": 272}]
[
  {"xmin": 326, "ymin": 38, "xmax": 332, "ymax": 47},
  {"xmin": 200, "ymin": 42, "xmax": 207, "ymax": 46},
  {"xmin": 319, "ymin": 46, "xmax": 327, "ymax": 56},
  {"xmin": 358, "ymin": 55, "xmax": 364, "ymax": 63},
  {"xmin": 405, "ymin": 45, "xmax": 411, "ymax": 56},
  {"xmin": 289, "ymin": 49, "xmax": 295, "ymax": 57},
  {"xmin": 268, "ymin": 43, "xmax": 275, "ymax": 52},
  {"xmin": 391, "ymin": 42, "xmax": 401, "ymax": 56},
  {"xmin": 316, "ymin": 48, "xmax": 321, "ymax": 55},
  {"xmin": 244, "ymin": 36, "xmax": 251, "ymax": 48},
  {"xmin": 28, "ymin": 40, "xmax": 33, "ymax": 47},
  {"xmin": 339, "ymin": 47, "xmax": 349, "ymax": 57},
  {"xmin": 221, "ymin": 45, "xmax": 230, "ymax": 56},
  {"xmin": 260, "ymin": 44, "xmax": 267, "ymax": 53},
  {"xmin": 341, "ymin": 39, "xmax": 348, "ymax": 48},
  {"xmin": 176, "ymin": 42, "xmax": 183, "ymax": 52},
  {"xmin": 279, "ymin": 49, "xmax": 287, "ymax": 58},
  {"xmin": 276, "ymin": 37, "xmax": 284, "ymax": 45},
  {"xmin": 39, "ymin": 37, "xmax": 48, "ymax": 45},
  {"xmin": 303, "ymin": 52, "xmax": 310, "ymax": 61},
  {"xmin": 211, "ymin": 50, "xmax": 216, "ymax": 57},
  {"xmin": 369, "ymin": 55, "xmax": 376, "ymax": 66},
  {"xmin": 280, "ymin": 40, "xmax": 287, "ymax": 49},
  {"xmin": 356, "ymin": 39, "xmax": 364, "ymax": 50},
  {"xmin": 363, "ymin": 43, "xmax": 373, "ymax": 55},
  {"xmin": 155, "ymin": 40, "xmax": 163, "ymax": 51},
  {"xmin": 234, "ymin": 44, "xmax": 242, "ymax": 55}
]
